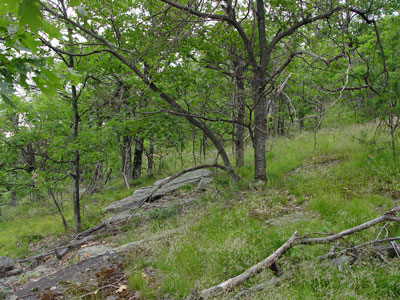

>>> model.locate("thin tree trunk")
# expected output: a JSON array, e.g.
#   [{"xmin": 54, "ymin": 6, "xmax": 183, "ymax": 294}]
[
  {"xmin": 192, "ymin": 130, "xmax": 197, "ymax": 165},
  {"xmin": 147, "ymin": 137, "xmax": 154, "ymax": 177},
  {"xmin": 271, "ymin": 97, "xmax": 278, "ymax": 136},
  {"xmin": 10, "ymin": 190, "xmax": 16, "ymax": 207},
  {"xmin": 71, "ymin": 84, "xmax": 81, "ymax": 233},
  {"xmin": 133, "ymin": 138, "xmax": 144, "ymax": 179},
  {"xmin": 69, "ymin": 27, "xmax": 81, "ymax": 233},
  {"xmin": 235, "ymin": 103, "xmax": 245, "ymax": 168},
  {"xmin": 120, "ymin": 135, "xmax": 133, "ymax": 184},
  {"xmin": 50, "ymin": 190, "xmax": 69, "ymax": 232},
  {"xmin": 253, "ymin": 76, "xmax": 267, "ymax": 182},
  {"xmin": 232, "ymin": 58, "xmax": 246, "ymax": 169}
]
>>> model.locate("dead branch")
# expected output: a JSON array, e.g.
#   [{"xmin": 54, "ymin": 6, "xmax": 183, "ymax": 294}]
[
  {"xmin": 194, "ymin": 231, "xmax": 298, "ymax": 299},
  {"xmin": 232, "ymin": 273, "xmax": 292, "ymax": 300},
  {"xmin": 319, "ymin": 236, "xmax": 400, "ymax": 261},
  {"xmin": 297, "ymin": 207, "xmax": 400, "ymax": 245},
  {"xmin": 193, "ymin": 207, "xmax": 400, "ymax": 299}
]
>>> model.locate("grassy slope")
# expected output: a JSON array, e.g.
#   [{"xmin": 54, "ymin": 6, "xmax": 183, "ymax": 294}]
[
  {"xmin": 123, "ymin": 123, "xmax": 400, "ymax": 299},
  {"xmin": 1, "ymin": 121, "xmax": 400, "ymax": 299}
]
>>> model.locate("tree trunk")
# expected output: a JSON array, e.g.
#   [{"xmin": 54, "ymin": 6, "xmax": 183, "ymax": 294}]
[
  {"xmin": 132, "ymin": 138, "xmax": 144, "ymax": 179},
  {"xmin": 271, "ymin": 97, "xmax": 278, "ymax": 136},
  {"xmin": 71, "ymin": 84, "xmax": 81, "ymax": 234},
  {"xmin": 10, "ymin": 190, "xmax": 16, "ymax": 207},
  {"xmin": 200, "ymin": 132, "xmax": 207, "ymax": 161},
  {"xmin": 24, "ymin": 142, "xmax": 36, "ymax": 173},
  {"xmin": 252, "ymin": 77, "xmax": 267, "ymax": 182},
  {"xmin": 235, "ymin": 102, "xmax": 245, "ymax": 168},
  {"xmin": 120, "ymin": 135, "xmax": 133, "ymax": 184},
  {"xmin": 147, "ymin": 137, "xmax": 154, "ymax": 177},
  {"xmin": 232, "ymin": 59, "xmax": 246, "ymax": 169},
  {"xmin": 50, "ymin": 190, "xmax": 69, "ymax": 232}
]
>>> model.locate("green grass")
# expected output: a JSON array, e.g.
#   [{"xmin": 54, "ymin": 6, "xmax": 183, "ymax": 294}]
[
  {"xmin": 0, "ymin": 179, "xmax": 146, "ymax": 258},
  {"xmin": 2, "ymin": 120, "xmax": 400, "ymax": 299},
  {"xmin": 119, "ymin": 122, "xmax": 400, "ymax": 299}
]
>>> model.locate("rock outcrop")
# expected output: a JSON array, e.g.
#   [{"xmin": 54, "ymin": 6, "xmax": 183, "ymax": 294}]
[{"xmin": 103, "ymin": 169, "xmax": 212, "ymax": 214}]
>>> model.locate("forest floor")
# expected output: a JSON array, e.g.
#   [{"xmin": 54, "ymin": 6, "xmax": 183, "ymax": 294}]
[{"xmin": 2, "ymin": 122, "xmax": 400, "ymax": 299}]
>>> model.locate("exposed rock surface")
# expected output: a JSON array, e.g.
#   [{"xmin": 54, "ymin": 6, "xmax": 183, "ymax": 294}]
[
  {"xmin": 75, "ymin": 245, "xmax": 114, "ymax": 261},
  {"xmin": 103, "ymin": 169, "xmax": 211, "ymax": 214},
  {"xmin": 9, "ymin": 253, "xmax": 122, "ymax": 300},
  {"xmin": 0, "ymin": 256, "xmax": 15, "ymax": 277},
  {"xmin": 2, "ymin": 170, "xmax": 213, "ymax": 299}
]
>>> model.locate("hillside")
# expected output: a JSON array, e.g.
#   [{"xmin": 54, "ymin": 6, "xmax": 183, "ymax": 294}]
[{"xmin": 1, "ymin": 123, "xmax": 400, "ymax": 299}]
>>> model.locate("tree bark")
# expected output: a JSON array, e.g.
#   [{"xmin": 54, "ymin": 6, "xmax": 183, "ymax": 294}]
[
  {"xmin": 252, "ymin": 77, "xmax": 267, "ymax": 182},
  {"xmin": 71, "ymin": 84, "xmax": 81, "ymax": 233},
  {"xmin": 232, "ymin": 58, "xmax": 246, "ymax": 169},
  {"xmin": 252, "ymin": 0, "xmax": 268, "ymax": 182},
  {"xmin": 271, "ymin": 97, "xmax": 278, "ymax": 136},
  {"xmin": 147, "ymin": 137, "xmax": 154, "ymax": 177},
  {"xmin": 69, "ymin": 27, "xmax": 81, "ymax": 233},
  {"xmin": 10, "ymin": 191, "xmax": 16, "ymax": 207},
  {"xmin": 50, "ymin": 190, "xmax": 69, "ymax": 232},
  {"xmin": 120, "ymin": 135, "xmax": 133, "ymax": 184},
  {"xmin": 132, "ymin": 137, "xmax": 144, "ymax": 179}
]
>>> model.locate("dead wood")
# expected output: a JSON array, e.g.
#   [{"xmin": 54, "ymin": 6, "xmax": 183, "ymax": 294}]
[
  {"xmin": 232, "ymin": 273, "xmax": 291, "ymax": 300},
  {"xmin": 194, "ymin": 231, "xmax": 298, "ymax": 299},
  {"xmin": 17, "ymin": 234, "xmax": 99, "ymax": 263},
  {"xmin": 297, "ymin": 206, "xmax": 400, "ymax": 245},
  {"xmin": 193, "ymin": 207, "xmax": 400, "ymax": 299},
  {"xmin": 319, "ymin": 237, "xmax": 400, "ymax": 261}
]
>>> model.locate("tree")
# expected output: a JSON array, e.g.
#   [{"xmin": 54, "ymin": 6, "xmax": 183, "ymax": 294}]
[{"xmin": 160, "ymin": 0, "xmax": 395, "ymax": 181}]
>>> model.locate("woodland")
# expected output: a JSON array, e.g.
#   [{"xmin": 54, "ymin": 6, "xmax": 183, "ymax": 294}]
[{"xmin": 1, "ymin": 0, "xmax": 400, "ymax": 299}]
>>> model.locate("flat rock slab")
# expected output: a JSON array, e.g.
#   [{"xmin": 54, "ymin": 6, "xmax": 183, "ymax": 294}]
[
  {"xmin": 10, "ymin": 253, "xmax": 123, "ymax": 299},
  {"xmin": 103, "ymin": 169, "xmax": 211, "ymax": 214},
  {"xmin": 75, "ymin": 245, "xmax": 114, "ymax": 261},
  {"xmin": 107, "ymin": 197, "xmax": 197, "ymax": 224}
]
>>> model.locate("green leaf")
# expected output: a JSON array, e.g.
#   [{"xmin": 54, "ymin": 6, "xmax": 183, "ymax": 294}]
[
  {"xmin": 18, "ymin": 0, "xmax": 42, "ymax": 32},
  {"xmin": 0, "ymin": 81, "xmax": 15, "ymax": 106},
  {"xmin": 41, "ymin": 20, "xmax": 62, "ymax": 40},
  {"xmin": 1, "ymin": 0, "xmax": 21, "ymax": 14},
  {"xmin": 69, "ymin": 0, "xmax": 82, "ymax": 7},
  {"xmin": 1, "ymin": 94, "xmax": 15, "ymax": 107},
  {"xmin": 75, "ymin": 6, "xmax": 87, "ymax": 17}
]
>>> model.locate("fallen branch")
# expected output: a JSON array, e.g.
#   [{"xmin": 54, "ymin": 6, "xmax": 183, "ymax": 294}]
[
  {"xmin": 232, "ymin": 273, "xmax": 291, "ymax": 300},
  {"xmin": 17, "ymin": 234, "xmax": 99, "ymax": 263},
  {"xmin": 193, "ymin": 207, "xmax": 400, "ymax": 299},
  {"xmin": 194, "ymin": 231, "xmax": 298, "ymax": 299},
  {"xmin": 297, "ymin": 207, "xmax": 400, "ymax": 245},
  {"xmin": 319, "ymin": 236, "xmax": 400, "ymax": 260}
]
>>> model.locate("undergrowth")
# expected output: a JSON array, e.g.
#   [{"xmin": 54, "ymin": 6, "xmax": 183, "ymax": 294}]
[
  {"xmin": 121, "ymin": 123, "xmax": 400, "ymax": 299},
  {"xmin": 2, "ymin": 121, "xmax": 400, "ymax": 299}
]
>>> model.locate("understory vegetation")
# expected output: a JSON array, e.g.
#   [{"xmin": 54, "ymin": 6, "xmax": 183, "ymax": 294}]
[
  {"xmin": 1, "ymin": 0, "xmax": 400, "ymax": 299},
  {"xmin": 2, "ymin": 119, "xmax": 400, "ymax": 299}
]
